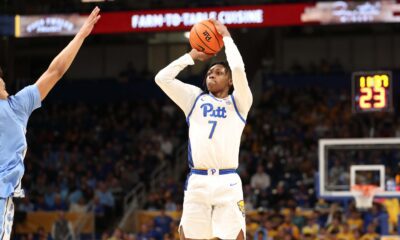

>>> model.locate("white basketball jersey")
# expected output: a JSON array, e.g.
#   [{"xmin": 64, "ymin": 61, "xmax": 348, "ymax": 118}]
[{"xmin": 186, "ymin": 93, "xmax": 246, "ymax": 169}]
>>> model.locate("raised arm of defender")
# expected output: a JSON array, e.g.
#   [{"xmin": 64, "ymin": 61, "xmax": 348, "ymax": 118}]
[
  {"xmin": 35, "ymin": 7, "xmax": 101, "ymax": 101},
  {"xmin": 209, "ymin": 19, "xmax": 253, "ymax": 117}
]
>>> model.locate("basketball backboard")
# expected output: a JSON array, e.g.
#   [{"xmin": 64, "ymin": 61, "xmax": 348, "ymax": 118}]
[{"xmin": 318, "ymin": 138, "xmax": 400, "ymax": 199}]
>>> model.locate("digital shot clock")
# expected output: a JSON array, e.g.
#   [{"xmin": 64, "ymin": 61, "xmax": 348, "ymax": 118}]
[{"xmin": 352, "ymin": 71, "xmax": 393, "ymax": 113}]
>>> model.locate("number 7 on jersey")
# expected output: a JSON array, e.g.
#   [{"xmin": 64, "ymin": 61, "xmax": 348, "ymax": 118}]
[{"xmin": 208, "ymin": 120, "xmax": 217, "ymax": 139}]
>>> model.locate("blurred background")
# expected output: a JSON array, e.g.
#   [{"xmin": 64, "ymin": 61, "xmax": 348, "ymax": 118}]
[{"xmin": 2, "ymin": 0, "xmax": 400, "ymax": 239}]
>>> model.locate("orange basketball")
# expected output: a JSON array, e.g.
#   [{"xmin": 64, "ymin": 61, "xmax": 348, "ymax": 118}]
[{"xmin": 189, "ymin": 20, "xmax": 224, "ymax": 55}]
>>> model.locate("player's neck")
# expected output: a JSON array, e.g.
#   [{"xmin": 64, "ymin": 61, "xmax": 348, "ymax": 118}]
[{"xmin": 211, "ymin": 90, "xmax": 229, "ymax": 99}]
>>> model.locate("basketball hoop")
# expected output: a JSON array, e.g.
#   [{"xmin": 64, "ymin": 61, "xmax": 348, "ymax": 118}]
[{"xmin": 351, "ymin": 185, "xmax": 382, "ymax": 209}]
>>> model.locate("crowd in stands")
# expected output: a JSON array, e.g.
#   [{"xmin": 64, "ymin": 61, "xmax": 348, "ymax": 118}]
[
  {"xmin": 289, "ymin": 59, "xmax": 344, "ymax": 75},
  {"xmin": 14, "ymin": 99, "xmax": 185, "ymax": 236},
  {"xmin": 96, "ymin": 201, "xmax": 387, "ymax": 240},
  {"xmin": 13, "ymin": 76, "xmax": 400, "ymax": 239}
]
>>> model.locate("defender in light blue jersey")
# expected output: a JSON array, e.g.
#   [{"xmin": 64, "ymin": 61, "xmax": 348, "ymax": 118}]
[{"xmin": 0, "ymin": 7, "xmax": 101, "ymax": 239}]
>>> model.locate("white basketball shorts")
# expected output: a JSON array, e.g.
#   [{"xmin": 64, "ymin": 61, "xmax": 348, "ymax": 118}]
[{"xmin": 180, "ymin": 169, "xmax": 246, "ymax": 239}]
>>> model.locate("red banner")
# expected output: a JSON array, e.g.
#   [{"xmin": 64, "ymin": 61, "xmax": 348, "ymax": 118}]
[
  {"xmin": 92, "ymin": 4, "xmax": 311, "ymax": 34},
  {"xmin": 15, "ymin": 2, "xmax": 400, "ymax": 37}
]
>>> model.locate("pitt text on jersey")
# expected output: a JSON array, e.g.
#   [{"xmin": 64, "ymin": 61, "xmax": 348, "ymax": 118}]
[{"xmin": 200, "ymin": 103, "xmax": 227, "ymax": 118}]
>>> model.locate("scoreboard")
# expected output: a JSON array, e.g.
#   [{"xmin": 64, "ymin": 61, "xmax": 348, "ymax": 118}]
[{"xmin": 352, "ymin": 71, "xmax": 393, "ymax": 113}]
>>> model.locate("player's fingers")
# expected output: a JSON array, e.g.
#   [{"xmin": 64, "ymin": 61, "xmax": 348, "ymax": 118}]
[
  {"xmin": 89, "ymin": 14, "xmax": 101, "ymax": 26},
  {"xmin": 93, "ymin": 15, "xmax": 101, "ymax": 24},
  {"xmin": 89, "ymin": 7, "xmax": 100, "ymax": 20},
  {"xmin": 209, "ymin": 18, "xmax": 222, "ymax": 25},
  {"xmin": 92, "ymin": 6, "xmax": 100, "ymax": 16}
]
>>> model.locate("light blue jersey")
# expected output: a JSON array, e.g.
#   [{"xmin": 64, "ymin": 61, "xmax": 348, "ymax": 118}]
[{"xmin": 0, "ymin": 85, "xmax": 41, "ymax": 198}]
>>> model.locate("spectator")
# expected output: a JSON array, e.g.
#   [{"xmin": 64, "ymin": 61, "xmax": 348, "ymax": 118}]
[
  {"xmin": 35, "ymin": 226, "xmax": 51, "ymax": 240},
  {"xmin": 52, "ymin": 194, "xmax": 68, "ymax": 211},
  {"xmin": 108, "ymin": 228, "xmax": 123, "ymax": 240},
  {"xmin": 278, "ymin": 214, "xmax": 300, "ymax": 239},
  {"xmin": 51, "ymin": 212, "xmax": 75, "ymax": 240},
  {"xmin": 136, "ymin": 223, "xmax": 158, "ymax": 240},
  {"xmin": 327, "ymin": 217, "xmax": 342, "ymax": 235},
  {"xmin": 251, "ymin": 165, "xmax": 271, "ymax": 190},
  {"xmin": 69, "ymin": 197, "xmax": 87, "ymax": 213},
  {"xmin": 347, "ymin": 210, "xmax": 363, "ymax": 232},
  {"xmin": 95, "ymin": 181, "xmax": 115, "ymax": 219},
  {"xmin": 153, "ymin": 210, "xmax": 173, "ymax": 236},
  {"xmin": 143, "ymin": 193, "xmax": 163, "ymax": 211},
  {"xmin": 336, "ymin": 223, "xmax": 355, "ymax": 240},
  {"xmin": 34, "ymin": 195, "xmax": 47, "ymax": 211},
  {"xmin": 164, "ymin": 192, "xmax": 177, "ymax": 211},
  {"xmin": 301, "ymin": 214, "xmax": 319, "ymax": 238},
  {"xmin": 253, "ymin": 223, "xmax": 268, "ymax": 240},
  {"xmin": 68, "ymin": 186, "xmax": 83, "ymax": 206},
  {"xmin": 93, "ymin": 196, "xmax": 107, "ymax": 233},
  {"xmin": 360, "ymin": 224, "xmax": 379, "ymax": 240},
  {"xmin": 18, "ymin": 197, "xmax": 35, "ymax": 212},
  {"xmin": 162, "ymin": 233, "xmax": 173, "ymax": 240}
]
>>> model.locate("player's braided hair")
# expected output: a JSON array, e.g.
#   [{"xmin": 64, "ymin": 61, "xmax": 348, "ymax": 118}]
[{"xmin": 203, "ymin": 61, "xmax": 234, "ymax": 94}]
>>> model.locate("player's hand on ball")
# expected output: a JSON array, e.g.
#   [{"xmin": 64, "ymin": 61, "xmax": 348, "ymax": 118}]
[
  {"xmin": 189, "ymin": 48, "xmax": 213, "ymax": 62},
  {"xmin": 78, "ymin": 7, "xmax": 101, "ymax": 39},
  {"xmin": 208, "ymin": 19, "xmax": 230, "ymax": 37}
]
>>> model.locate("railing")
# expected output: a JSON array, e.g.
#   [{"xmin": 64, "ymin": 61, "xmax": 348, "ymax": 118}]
[
  {"xmin": 150, "ymin": 161, "xmax": 168, "ymax": 190},
  {"xmin": 173, "ymin": 144, "xmax": 188, "ymax": 181},
  {"xmin": 74, "ymin": 201, "xmax": 95, "ymax": 240},
  {"xmin": 117, "ymin": 141, "xmax": 189, "ymax": 232},
  {"xmin": 117, "ymin": 144, "xmax": 188, "ymax": 232},
  {"xmin": 123, "ymin": 182, "xmax": 146, "ymax": 212},
  {"xmin": 118, "ymin": 182, "xmax": 146, "ymax": 230}
]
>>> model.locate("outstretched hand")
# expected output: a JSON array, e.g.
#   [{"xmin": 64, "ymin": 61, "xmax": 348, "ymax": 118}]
[
  {"xmin": 208, "ymin": 19, "xmax": 230, "ymax": 37},
  {"xmin": 78, "ymin": 7, "xmax": 101, "ymax": 39},
  {"xmin": 189, "ymin": 48, "xmax": 214, "ymax": 62}
]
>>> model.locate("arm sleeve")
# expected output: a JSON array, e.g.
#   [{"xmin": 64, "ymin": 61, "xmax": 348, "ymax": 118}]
[
  {"xmin": 224, "ymin": 37, "xmax": 253, "ymax": 118},
  {"xmin": 155, "ymin": 54, "xmax": 203, "ymax": 116},
  {"xmin": 9, "ymin": 85, "xmax": 42, "ymax": 127}
]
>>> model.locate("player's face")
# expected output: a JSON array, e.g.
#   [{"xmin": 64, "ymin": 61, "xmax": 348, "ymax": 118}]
[
  {"xmin": 206, "ymin": 64, "xmax": 232, "ymax": 95},
  {"xmin": 0, "ymin": 77, "xmax": 8, "ymax": 99},
  {"xmin": 0, "ymin": 77, "xmax": 5, "ymax": 91}
]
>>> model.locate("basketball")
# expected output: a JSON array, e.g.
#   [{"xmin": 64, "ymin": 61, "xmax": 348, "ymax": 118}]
[{"xmin": 189, "ymin": 20, "xmax": 224, "ymax": 55}]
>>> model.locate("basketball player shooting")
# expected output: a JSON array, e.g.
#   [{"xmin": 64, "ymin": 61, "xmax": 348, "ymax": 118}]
[
  {"xmin": 155, "ymin": 19, "xmax": 252, "ymax": 240},
  {"xmin": 0, "ymin": 7, "xmax": 100, "ymax": 240}
]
